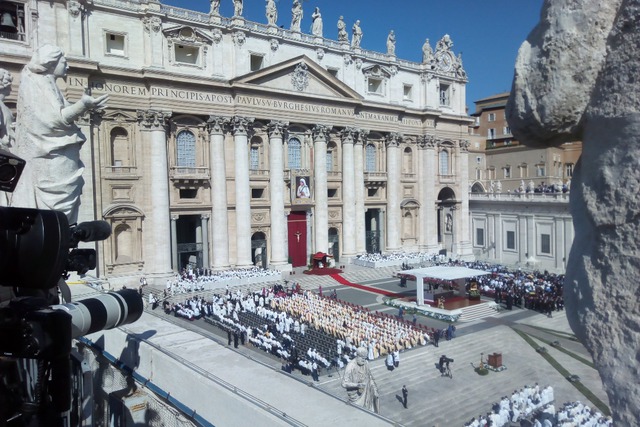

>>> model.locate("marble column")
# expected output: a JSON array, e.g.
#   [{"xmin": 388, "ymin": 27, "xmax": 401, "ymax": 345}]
[
  {"xmin": 354, "ymin": 130, "xmax": 367, "ymax": 254},
  {"xmin": 137, "ymin": 110, "xmax": 173, "ymax": 275},
  {"xmin": 201, "ymin": 214, "xmax": 210, "ymax": 268},
  {"xmin": 171, "ymin": 214, "xmax": 179, "ymax": 270},
  {"xmin": 422, "ymin": 136, "xmax": 439, "ymax": 252},
  {"xmin": 456, "ymin": 140, "xmax": 473, "ymax": 259},
  {"xmin": 385, "ymin": 132, "xmax": 402, "ymax": 252},
  {"xmin": 313, "ymin": 125, "xmax": 331, "ymax": 253},
  {"xmin": 232, "ymin": 116, "xmax": 254, "ymax": 267},
  {"xmin": 207, "ymin": 116, "xmax": 230, "ymax": 269},
  {"xmin": 341, "ymin": 127, "xmax": 357, "ymax": 259},
  {"xmin": 268, "ymin": 120, "xmax": 289, "ymax": 269}
]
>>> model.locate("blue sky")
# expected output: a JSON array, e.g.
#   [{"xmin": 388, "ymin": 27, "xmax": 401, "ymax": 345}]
[{"xmin": 162, "ymin": 0, "xmax": 544, "ymax": 112}]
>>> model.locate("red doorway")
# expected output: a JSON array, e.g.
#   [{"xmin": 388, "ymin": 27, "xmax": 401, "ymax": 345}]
[{"xmin": 288, "ymin": 211, "xmax": 307, "ymax": 267}]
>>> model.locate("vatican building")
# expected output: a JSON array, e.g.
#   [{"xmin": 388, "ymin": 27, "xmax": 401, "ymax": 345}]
[{"xmin": 1, "ymin": 0, "xmax": 472, "ymax": 282}]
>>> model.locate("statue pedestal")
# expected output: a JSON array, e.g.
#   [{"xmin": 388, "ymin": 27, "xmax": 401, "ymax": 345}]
[
  {"xmin": 267, "ymin": 25, "xmax": 278, "ymax": 34},
  {"xmin": 314, "ymin": 36, "xmax": 323, "ymax": 44},
  {"xmin": 231, "ymin": 17, "xmax": 245, "ymax": 26},
  {"xmin": 209, "ymin": 15, "xmax": 221, "ymax": 24}
]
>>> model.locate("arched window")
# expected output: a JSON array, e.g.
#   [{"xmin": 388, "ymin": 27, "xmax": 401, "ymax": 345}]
[
  {"xmin": 177, "ymin": 130, "xmax": 196, "ymax": 167},
  {"xmin": 365, "ymin": 143, "xmax": 376, "ymax": 172},
  {"xmin": 114, "ymin": 223, "xmax": 133, "ymax": 262},
  {"xmin": 288, "ymin": 137, "xmax": 302, "ymax": 169},
  {"xmin": 110, "ymin": 127, "xmax": 129, "ymax": 166},
  {"xmin": 403, "ymin": 147, "xmax": 413, "ymax": 173},
  {"xmin": 439, "ymin": 150, "xmax": 450, "ymax": 175}
]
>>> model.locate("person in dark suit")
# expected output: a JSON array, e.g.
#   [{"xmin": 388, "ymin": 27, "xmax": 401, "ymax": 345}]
[{"xmin": 402, "ymin": 385, "xmax": 408, "ymax": 408}]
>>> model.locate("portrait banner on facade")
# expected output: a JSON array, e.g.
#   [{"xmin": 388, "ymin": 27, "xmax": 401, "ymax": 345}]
[{"xmin": 293, "ymin": 176, "xmax": 311, "ymax": 203}]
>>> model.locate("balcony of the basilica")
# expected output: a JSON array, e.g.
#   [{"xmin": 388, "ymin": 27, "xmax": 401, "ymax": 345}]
[
  {"xmin": 249, "ymin": 169, "xmax": 270, "ymax": 181},
  {"xmin": 364, "ymin": 171, "xmax": 387, "ymax": 186},
  {"xmin": 169, "ymin": 166, "xmax": 210, "ymax": 184}
]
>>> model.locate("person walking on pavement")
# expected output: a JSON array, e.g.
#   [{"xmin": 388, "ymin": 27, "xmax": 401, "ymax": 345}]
[
  {"xmin": 402, "ymin": 385, "xmax": 408, "ymax": 408},
  {"xmin": 433, "ymin": 329, "xmax": 440, "ymax": 347}
]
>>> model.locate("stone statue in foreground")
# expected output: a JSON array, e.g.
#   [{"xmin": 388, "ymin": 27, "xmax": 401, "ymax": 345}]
[
  {"xmin": 0, "ymin": 68, "xmax": 14, "ymax": 149},
  {"xmin": 11, "ymin": 45, "xmax": 108, "ymax": 224},
  {"xmin": 506, "ymin": 1, "xmax": 638, "ymax": 424},
  {"xmin": 341, "ymin": 347, "xmax": 379, "ymax": 413}
]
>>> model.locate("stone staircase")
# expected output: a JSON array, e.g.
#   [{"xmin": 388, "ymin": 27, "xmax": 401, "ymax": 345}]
[{"xmin": 458, "ymin": 301, "xmax": 499, "ymax": 323}]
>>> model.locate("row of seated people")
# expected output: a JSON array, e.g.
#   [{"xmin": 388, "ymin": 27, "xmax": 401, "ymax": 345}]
[
  {"xmin": 466, "ymin": 384, "xmax": 555, "ymax": 426},
  {"xmin": 271, "ymin": 291, "xmax": 434, "ymax": 359}
]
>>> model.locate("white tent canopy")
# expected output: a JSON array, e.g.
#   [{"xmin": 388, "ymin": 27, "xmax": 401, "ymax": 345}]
[
  {"xmin": 403, "ymin": 266, "xmax": 491, "ymax": 281},
  {"xmin": 401, "ymin": 266, "xmax": 491, "ymax": 306}
]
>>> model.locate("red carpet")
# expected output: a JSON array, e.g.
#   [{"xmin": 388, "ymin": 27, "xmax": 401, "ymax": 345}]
[
  {"xmin": 329, "ymin": 274, "xmax": 404, "ymax": 298},
  {"xmin": 303, "ymin": 267, "xmax": 343, "ymax": 276}
]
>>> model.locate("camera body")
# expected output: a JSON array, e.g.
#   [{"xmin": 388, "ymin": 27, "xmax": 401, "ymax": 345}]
[{"xmin": 0, "ymin": 150, "xmax": 143, "ymax": 425}]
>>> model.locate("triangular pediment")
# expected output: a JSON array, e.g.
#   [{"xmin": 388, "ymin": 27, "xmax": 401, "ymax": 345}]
[
  {"xmin": 231, "ymin": 55, "xmax": 363, "ymax": 101},
  {"xmin": 362, "ymin": 64, "xmax": 393, "ymax": 79},
  {"xmin": 102, "ymin": 110, "xmax": 138, "ymax": 123},
  {"xmin": 162, "ymin": 25, "xmax": 216, "ymax": 44}
]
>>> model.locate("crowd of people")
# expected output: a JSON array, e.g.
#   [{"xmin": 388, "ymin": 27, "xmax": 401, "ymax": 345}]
[
  {"xmin": 466, "ymin": 385, "xmax": 612, "ymax": 427},
  {"xmin": 162, "ymin": 266, "xmax": 281, "ymax": 296}
]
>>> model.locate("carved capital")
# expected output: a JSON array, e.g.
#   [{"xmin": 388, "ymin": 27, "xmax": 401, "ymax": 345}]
[
  {"xmin": 341, "ymin": 126, "xmax": 358, "ymax": 145},
  {"xmin": 356, "ymin": 129, "xmax": 369, "ymax": 145},
  {"xmin": 207, "ymin": 115, "xmax": 229, "ymax": 135},
  {"xmin": 201, "ymin": 214, "xmax": 210, "ymax": 221},
  {"xmin": 419, "ymin": 134, "xmax": 437, "ymax": 149},
  {"xmin": 312, "ymin": 124, "xmax": 331, "ymax": 142},
  {"xmin": 233, "ymin": 31, "xmax": 246, "ymax": 46},
  {"xmin": 267, "ymin": 120, "xmax": 288, "ymax": 139},
  {"xmin": 231, "ymin": 116, "xmax": 254, "ymax": 135},
  {"xmin": 137, "ymin": 110, "xmax": 169, "ymax": 131},
  {"xmin": 385, "ymin": 132, "xmax": 403, "ymax": 147},
  {"xmin": 143, "ymin": 16, "xmax": 162, "ymax": 33}
]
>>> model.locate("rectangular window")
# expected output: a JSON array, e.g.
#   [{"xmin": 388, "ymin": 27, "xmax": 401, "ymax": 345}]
[
  {"xmin": 175, "ymin": 44, "xmax": 199, "ymax": 64},
  {"xmin": 488, "ymin": 128, "xmax": 496, "ymax": 139},
  {"xmin": 439, "ymin": 84, "xmax": 450, "ymax": 106},
  {"xmin": 179, "ymin": 189, "xmax": 198, "ymax": 199},
  {"xmin": 368, "ymin": 78, "xmax": 383, "ymax": 94},
  {"xmin": 475, "ymin": 228, "xmax": 485, "ymax": 246},
  {"xmin": 540, "ymin": 234, "xmax": 551, "ymax": 254},
  {"xmin": 536, "ymin": 164, "xmax": 546, "ymax": 177},
  {"xmin": 250, "ymin": 147, "xmax": 260, "ymax": 170},
  {"xmin": 326, "ymin": 151, "xmax": 333, "ymax": 172},
  {"xmin": 504, "ymin": 166, "xmax": 511, "ymax": 179},
  {"xmin": 503, "ymin": 126, "xmax": 511, "ymax": 135},
  {"xmin": 106, "ymin": 33, "xmax": 126, "ymax": 56},
  {"xmin": 367, "ymin": 188, "xmax": 378, "ymax": 198},
  {"xmin": 250, "ymin": 54, "xmax": 264, "ymax": 71},
  {"xmin": 328, "ymin": 188, "xmax": 338, "ymax": 198},
  {"xmin": 251, "ymin": 188, "xmax": 265, "ymax": 199},
  {"xmin": 476, "ymin": 156, "xmax": 482, "ymax": 165},
  {"xmin": 488, "ymin": 113, "xmax": 496, "ymax": 122},
  {"xmin": 403, "ymin": 84, "xmax": 413, "ymax": 100},
  {"xmin": 506, "ymin": 231, "xmax": 515, "ymax": 250}
]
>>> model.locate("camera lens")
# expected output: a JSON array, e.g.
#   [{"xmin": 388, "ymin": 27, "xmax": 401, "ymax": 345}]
[{"xmin": 0, "ymin": 163, "xmax": 17, "ymax": 183}]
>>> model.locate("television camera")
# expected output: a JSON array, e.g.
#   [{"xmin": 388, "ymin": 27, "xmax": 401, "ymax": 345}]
[{"xmin": 0, "ymin": 148, "xmax": 143, "ymax": 426}]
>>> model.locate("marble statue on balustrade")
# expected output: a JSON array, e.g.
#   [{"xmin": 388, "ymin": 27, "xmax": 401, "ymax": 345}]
[
  {"xmin": 311, "ymin": 7, "xmax": 323, "ymax": 37},
  {"xmin": 0, "ymin": 68, "xmax": 15, "ymax": 207},
  {"xmin": 265, "ymin": 0, "xmax": 277, "ymax": 26},
  {"xmin": 386, "ymin": 30, "xmax": 396, "ymax": 55},
  {"xmin": 10, "ymin": 45, "xmax": 108, "ymax": 224},
  {"xmin": 495, "ymin": 180, "xmax": 502, "ymax": 193},
  {"xmin": 337, "ymin": 16, "xmax": 348, "ymax": 43},
  {"xmin": 422, "ymin": 38, "xmax": 433, "ymax": 65},
  {"xmin": 351, "ymin": 20, "xmax": 363, "ymax": 48},
  {"xmin": 209, "ymin": 0, "xmax": 220, "ymax": 15},
  {"xmin": 342, "ymin": 347, "xmax": 379, "ymax": 413},
  {"xmin": 506, "ymin": 1, "xmax": 640, "ymax": 423},
  {"xmin": 290, "ymin": 0, "xmax": 303, "ymax": 32},
  {"xmin": 233, "ymin": 0, "xmax": 243, "ymax": 17}
]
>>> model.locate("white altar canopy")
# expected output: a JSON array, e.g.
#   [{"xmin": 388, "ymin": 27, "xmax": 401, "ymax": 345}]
[{"xmin": 402, "ymin": 266, "xmax": 491, "ymax": 306}]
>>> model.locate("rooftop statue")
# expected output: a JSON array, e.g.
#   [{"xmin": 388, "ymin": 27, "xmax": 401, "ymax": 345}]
[
  {"xmin": 351, "ymin": 20, "xmax": 362, "ymax": 48},
  {"xmin": 209, "ymin": 0, "xmax": 220, "ymax": 15},
  {"xmin": 233, "ymin": 0, "xmax": 243, "ymax": 17},
  {"xmin": 311, "ymin": 7, "xmax": 322, "ymax": 37},
  {"xmin": 386, "ymin": 30, "xmax": 396, "ymax": 56},
  {"xmin": 10, "ymin": 45, "xmax": 108, "ymax": 224},
  {"xmin": 337, "ymin": 16, "xmax": 348, "ymax": 43},
  {"xmin": 507, "ymin": 1, "xmax": 639, "ymax": 424},
  {"xmin": 0, "ymin": 68, "xmax": 14, "ymax": 149},
  {"xmin": 265, "ymin": 0, "xmax": 277, "ymax": 26},
  {"xmin": 290, "ymin": 0, "xmax": 303, "ymax": 32}
]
